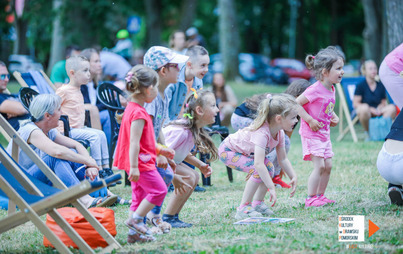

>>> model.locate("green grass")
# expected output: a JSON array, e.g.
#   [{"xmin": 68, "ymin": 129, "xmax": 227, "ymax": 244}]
[{"xmin": 0, "ymin": 81, "xmax": 402, "ymax": 253}]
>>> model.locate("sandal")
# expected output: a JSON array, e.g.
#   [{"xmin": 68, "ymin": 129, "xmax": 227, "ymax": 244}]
[
  {"xmin": 113, "ymin": 196, "xmax": 131, "ymax": 206},
  {"xmin": 88, "ymin": 195, "xmax": 118, "ymax": 208},
  {"xmin": 125, "ymin": 218, "xmax": 152, "ymax": 235}
]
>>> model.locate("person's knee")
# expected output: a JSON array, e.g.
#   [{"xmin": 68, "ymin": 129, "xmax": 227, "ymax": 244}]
[{"xmin": 357, "ymin": 104, "xmax": 370, "ymax": 117}]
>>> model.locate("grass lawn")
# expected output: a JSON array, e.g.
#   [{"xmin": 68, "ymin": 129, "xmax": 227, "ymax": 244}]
[{"xmin": 0, "ymin": 81, "xmax": 402, "ymax": 253}]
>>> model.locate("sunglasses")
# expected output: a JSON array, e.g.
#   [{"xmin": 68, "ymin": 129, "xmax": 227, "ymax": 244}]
[
  {"xmin": 165, "ymin": 63, "xmax": 179, "ymax": 71},
  {"xmin": 0, "ymin": 74, "xmax": 10, "ymax": 80}
]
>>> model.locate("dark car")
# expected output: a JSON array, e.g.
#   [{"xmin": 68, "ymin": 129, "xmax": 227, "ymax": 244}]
[
  {"xmin": 204, "ymin": 53, "xmax": 288, "ymax": 85},
  {"xmin": 271, "ymin": 58, "xmax": 312, "ymax": 82}
]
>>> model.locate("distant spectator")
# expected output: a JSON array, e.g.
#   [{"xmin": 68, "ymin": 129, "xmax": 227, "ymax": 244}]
[
  {"xmin": 185, "ymin": 27, "xmax": 207, "ymax": 48},
  {"xmin": 100, "ymin": 51, "xmax": 132, "ymax": 81},
  {"xmin": 207, "ymin": 72, "xmax": 237, "ymax": 126},
  {"xmin": 169, "ymin": 30, "xmax": 187, "ymax": 55},
  {"xmin": 353, "ymin": 60, "xmax": 397, "ymax": 134},
  {"xmin": 0, "ymin": 61, "xmax": 29, "ymax": 130},
  {"xmin": 50, "ymin": 45, "xmax": 81, "ymax": 88},
  {"xmin": 111, "ymin": 29, "xmax": 133, "ymax": 61}
]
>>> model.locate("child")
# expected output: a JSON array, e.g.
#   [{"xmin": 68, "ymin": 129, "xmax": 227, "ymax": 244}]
[
  {"xmin": 296, "ymin": 46, "xmax": 344, "ymax": 207},
  {"xmin": 56, "ymin": 56, "xmax": 112, "ymax": 177},
  {"xmin": 219, "ymin": 93, "xmax": 298, "ymax": 219},
  {"xmin": 143, "ymin": 46, "xmax": 191, "ymax": 233},
  {"xmin": 230, "ymin": 79, "xmax": 311, "ymax": 188},
  {"xmin": 165, "ymin": 45, "xmax": 209, "ymax": 124},
  {"xmin": 161, "ymin": 89, "xmax": 218, "ymax": 227},
  {"xmin": 113, "ymin": 65, "xmax": 168, "ymax": 243}
]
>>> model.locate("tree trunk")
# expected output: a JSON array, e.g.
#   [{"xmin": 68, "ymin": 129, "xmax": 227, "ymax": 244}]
[
  {"xmin": 219, "ymin": 0, "xmax": 239, "ymax": 81},
  {"xmin": 47, "ymin": 0, "xmax": 64, "ymax": 74},
  {"xmin": 384, "ymin": 0, "xmax": 403, "ymax": 52},
  {"xmin": 179, "ymin": 0, "xmax": 198, "ymax": 31},
  {"xmin": 361, "ymin": 0, "xmax": 383, "ymax": 64},
  {"xmin": 144, "ymin": 0, "xmax": 162, "ymax": 47},
  {"xmin": 13, "ymin": 17, "xmax": 29, "ymax": 55}
]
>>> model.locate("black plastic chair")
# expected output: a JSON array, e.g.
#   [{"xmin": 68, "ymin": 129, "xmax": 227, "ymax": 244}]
[
  {"xmin": 201, "ymin": 113, "xmax": 233, "ymax": 184},
  {"xmin": 96, "ymin": 82, "xmax": 129, "ymax": 184}
]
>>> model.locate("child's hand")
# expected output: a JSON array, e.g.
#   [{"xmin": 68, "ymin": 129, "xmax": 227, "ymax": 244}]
[
  {"xmin": 167, "ymin": 158, "xmax": 176, "ymax": 173},
  {"xmin": 308, "ymin": 118, "xmax": 323, "ymax": 132},
  {"xmin": 86, "ymin": 158, "xmax": 99, "ymax": 170},
  {"xmin": 268, "ymin": 188, "xmax": 277, "ymax": 207},
  {"xmin": 85, "ymin": 167, "xmax": 98, "ymax": 181},
  {"xmin": 156, "ymin": 155, "xmax": 168, "ymax": 169},
  {"xmin": 288, "ymin": 176, "xmax": 297, "ymax": 197},
  {"xmin": 199, "ymin": 163, "xmax": 213, "ymax": 178},
  {"xmin": 160, "ymin": 147, "xmax": 175, "ymax": 160},
  {"xmin": 172, "ymin": 174, "xmax": 192, "ymax": 194},
  {"xmin": 330, "ymin": 114, "xmax": 339, "ymax": 127},
  {"xmin": 128, "ymin": 167, "xmax": 140, "ymax": 182}
]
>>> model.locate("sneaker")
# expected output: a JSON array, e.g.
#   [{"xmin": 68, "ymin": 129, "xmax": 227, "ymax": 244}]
[
  {"xmin": 317, "ymin": 194, "xmax": 335, "ymax": 204},
  {"xmin": 124, "ymin": 218, "xmax": 152, "ymax": 235},
  {"xmin": 147, "ymin": 214, "xmax": 171, "ymax": 233},
  {"xmin": 162, "ymin": 214, "xmax": 192, "ymax": 228},
  {"xmin": 168, "ymin": 184, "xmax": 174, "ymax": 192},
  {"xmin": 388, "ymin": 187, "xmax": 403, "ymax": 206},
  {"xmin": 127, "ymin": 232, "xmax": 155, "ymax": 244},
  {"xmin": 305, "ymin": 196, "xmax": 327, "ymax": 207},
  {"xmin": 235, "ymin": 205, "xmax": 263, "ymax": 220},
  {"xmin": 253, "ymin": 202, "xmax": 275, "ymax": 216},
  {"xmin": 272, "ymin": 175, "xmax": 291, "ymax": 189},
  {"xmin": 194, "ymin": 185, "xmax": 206, "ymax": 192}
]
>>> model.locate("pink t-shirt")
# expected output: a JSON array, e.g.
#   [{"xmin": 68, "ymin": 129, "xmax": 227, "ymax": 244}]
[
  {"xmin": 113, "ymin": 102, "xmax": 157, "ymax": 173},
  {"xmin": 56, "ymin": 85, "xmax": 85, "ymax": 131},
  {"xmin": 162, "ymin": 124, "xmax": 194, "ymax": 164},
  {"xmin": 385, "ymin": 42, "xmax": 403, "ymax": 74},
  {"xmin": 299, "ymin": 81, "xmax": 336, "ymax": 141},
  {"xmin": 224, "ymin": 121, "xmax": 285, "ymax": 156}
]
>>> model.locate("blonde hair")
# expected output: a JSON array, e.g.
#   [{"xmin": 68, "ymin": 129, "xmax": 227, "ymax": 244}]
[
  {"xmin": 360, "ymin": 60, "xmax": 376, "ymax": 76},
  {"xmin": 169, "ymin": 90, "xmax": 218, "ymax": 162},
  {"xmin": 65, "ymin": 55, "xmax": 88, "ymax": 74},
  {"xmin": 305, "ymin": 46, "xmax": 345, "ymax": 81},
  {"xmin": 250, "ymin": 93, "xmax": 298, "ymax": 131}
]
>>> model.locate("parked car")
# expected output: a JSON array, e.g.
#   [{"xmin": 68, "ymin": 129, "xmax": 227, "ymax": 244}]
[
  {"xmin": 204, "ymin": 53, "xmax": 288, "ymax": 85},
  {"xmin": 8, "ymin": 54, "xmax": 43, "ymax": 74},
  {"xmin": 271, "ymin": 58, "xmax": 312, "ymax": 82}
]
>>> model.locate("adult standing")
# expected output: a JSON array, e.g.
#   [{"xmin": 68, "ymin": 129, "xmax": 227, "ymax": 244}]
[{"xmin": 0, "ymin": 61, "xmax": 29, "ymax": 130}]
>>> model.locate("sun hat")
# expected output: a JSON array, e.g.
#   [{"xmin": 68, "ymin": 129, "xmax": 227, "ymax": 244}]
[{"xmin": 143, "ymin": 46, "xmax": 189, "ymax": 70}]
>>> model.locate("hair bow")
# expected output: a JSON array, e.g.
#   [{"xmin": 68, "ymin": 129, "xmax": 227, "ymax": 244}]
[
  {"xmin": 190, "ymin": 87, "xmax": 202, "ymax": 99},
  {"xmin": 312, "ymin": 56, "xmax": 315, "ymax": 59},
  {"xmin": 266, "ymin": 93, "xmax": 272, "ymax": 99},
  {"xmin": 125, "ymin": 71, "xmax": 134, "ymax": 83},
  {"xmin": 183, "ymin": 113, "xmax": 194, "ymax": 119}
]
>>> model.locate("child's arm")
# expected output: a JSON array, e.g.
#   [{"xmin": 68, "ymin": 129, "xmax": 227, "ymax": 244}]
[
  {"xmin": 254, "ymin": 145, "xmax": 277, "ymax": 206},
  {"xmin": 296, "ymin": 94, "xmax": 323, "ymax": 132},
  {"xmin": 276, "ymin": 145, "xmax": 297, "ymax": 197},
  {"xmin": 184, "ymin": 154, "xmax": 212, "ymax": 178},
  {"xmin": 330, "ymin": 112, "xmax": 339, "ymax": 127},
  {"xmin": 128, "ymin": 119, "xmax": 145, "ymax": 182}
]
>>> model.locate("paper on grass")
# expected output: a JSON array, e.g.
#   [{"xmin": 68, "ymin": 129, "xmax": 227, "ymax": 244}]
[{"xmin": 234, "ymin": 217, "xmax": 295, "ymax": 225}]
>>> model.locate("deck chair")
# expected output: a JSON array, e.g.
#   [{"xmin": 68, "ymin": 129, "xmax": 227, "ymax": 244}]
[
  {"xmin": 0, "ymin": 114, "xmax": 122, "ymax": 253},
  {"xmin": 335, "ymin": 77, "xmax": 364, "ymax": 142}
]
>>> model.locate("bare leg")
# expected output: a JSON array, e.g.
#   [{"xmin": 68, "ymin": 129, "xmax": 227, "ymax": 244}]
[
  {"xmin": 382, "ymin": 104, "xmax": 397, "ymax": 119},
  {"xmin": 308, "ymin": 156, "xmax": 325, "ymax": 196},
  {"xmin": 253, "ymin": 182, "xmax": 269, "ymax": 202},
  {"xmin": 164, "ymin": 164, "xmax": 198, "ymax": 215},
  {"xmin": 356, "ymin": 103, "xmax": 371, "ymax": 131},
  {"xmin": 240, "ymin": 178, "xmax": 260, "ymax": 206},
  {"xmin": 133, "ymin": 199, "xmax": 155, "ymax": 217},
  {"xmin": 84, "ymin": 104, "xmax": 102, "ymax": 130},
  {"xmin": 317, "ymin": 158, "xmax": 332, "ymax": 195}
]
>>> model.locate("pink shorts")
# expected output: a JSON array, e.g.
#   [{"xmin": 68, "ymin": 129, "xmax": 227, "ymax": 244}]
[
  {"xmin": 130, "ymin": 169, "xmax": 168, "ymax": 212},
  {"xmin": 301, "ymin": 137, "xmax": 334, "ymax": 161}
]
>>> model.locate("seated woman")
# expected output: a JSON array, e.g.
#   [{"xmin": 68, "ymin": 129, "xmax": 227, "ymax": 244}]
[
  {"xmin": 377, "ymin": 107, "xmax": 403, "ymax": 206},
  {"xmin": 353, "ymin": 60, "xmax": 397, "ymax": 137},
  {"xmin": 208, "ymin": 72, "xmax": 238, "ymax": 126},
  {"xmin": 6, "ymin": 94, "xmax": 117, "ymax": 208}
]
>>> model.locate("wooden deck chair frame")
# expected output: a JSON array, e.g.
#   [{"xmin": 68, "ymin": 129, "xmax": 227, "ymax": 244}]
[
  {"xmin": 336, "ymin": 82, "xmax": 358, "ymax": 142},
  {"xmin": 0, "ymin": 115, "xmax": 121, "ymax": 254},
  {"xmin": 0, "ymin": 88, "xmax": 13, "ymax": 142},
  {"xmin": 13, "ymin": 70, "xmax": 57, "ymax": 91}
]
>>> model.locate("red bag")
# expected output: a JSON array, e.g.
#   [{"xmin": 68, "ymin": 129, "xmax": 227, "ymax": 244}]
[{"xmin": 43, "ymin": 207, "xmax": 116, "ymax": 249}]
